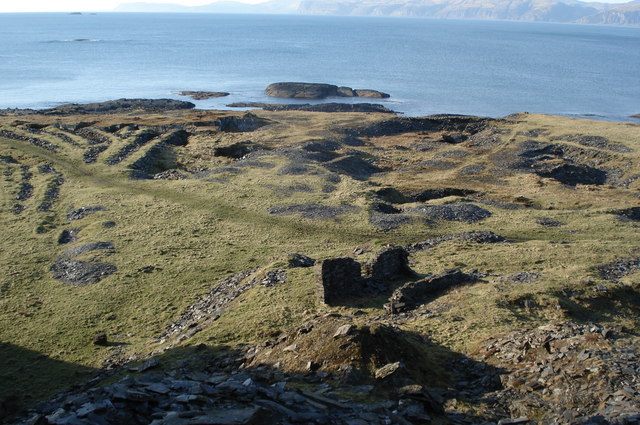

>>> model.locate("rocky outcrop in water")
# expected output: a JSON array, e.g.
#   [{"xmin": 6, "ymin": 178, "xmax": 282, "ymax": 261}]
[{"xmin": 265, "ymin": 82, "xmax": 389, "ymax": 99}]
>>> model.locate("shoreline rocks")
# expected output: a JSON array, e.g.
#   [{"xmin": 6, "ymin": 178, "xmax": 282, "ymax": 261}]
[
  {"xmin": 44, "ymin": 99, "xmax": 196, "ymax": 115},
  {"xmin": 265, "ymin": 82, "xmax": 390, "ymax": 100}
]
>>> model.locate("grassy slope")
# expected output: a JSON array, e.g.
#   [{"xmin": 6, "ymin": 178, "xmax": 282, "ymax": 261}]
[{"xmin": 0, "ymin": 110, "xmax": 638, "ymax": 410}]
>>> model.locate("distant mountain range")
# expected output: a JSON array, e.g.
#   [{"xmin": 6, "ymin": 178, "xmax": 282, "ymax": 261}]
[{"xmin": 115, "ymin": 0, "xmax": 640, "ymax": 26}]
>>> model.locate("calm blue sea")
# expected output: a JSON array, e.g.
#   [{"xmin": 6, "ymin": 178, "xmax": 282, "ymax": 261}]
[{"xmin": 0, "ymin": 13, "xmax": 639, "ymax": 120}]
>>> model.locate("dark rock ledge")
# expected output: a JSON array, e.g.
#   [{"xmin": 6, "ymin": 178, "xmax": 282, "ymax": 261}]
[{"xmin": 176, "ymin": 91, "xmax": 230, "ymax": 100}]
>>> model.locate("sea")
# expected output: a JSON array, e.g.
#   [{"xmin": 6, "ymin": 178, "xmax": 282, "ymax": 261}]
[{"xmin": 0, "ymin": 13, "xmax": 639, "ymax": 121}]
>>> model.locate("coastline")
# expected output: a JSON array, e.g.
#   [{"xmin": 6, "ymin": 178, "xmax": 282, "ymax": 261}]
[
  {"xmin": 2, "ymin": 97, "xmax": 639, "ymax": 124},
  {"xmin": 1, "ymin": 101, "xmax": 640, "ymax": 424}
]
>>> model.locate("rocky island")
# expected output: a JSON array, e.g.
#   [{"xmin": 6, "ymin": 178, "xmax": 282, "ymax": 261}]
[
  {"xmin": 0, "ymin": 100, "xmax": 639, "ymax": 424},
  {"xmin": 265, "ymin": 82, "xmax": 390, "ymax": 99}
]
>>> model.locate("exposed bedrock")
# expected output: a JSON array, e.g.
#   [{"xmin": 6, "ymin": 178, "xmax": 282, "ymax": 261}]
[{"xmin": 42, "ymin": 99, "xmax": 195, "ymax": 115}]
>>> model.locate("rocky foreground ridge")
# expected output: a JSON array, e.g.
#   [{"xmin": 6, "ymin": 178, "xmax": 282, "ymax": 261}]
[{"xmin": 0, "ymin": 100, "xmax": 639, "ymax": 424}]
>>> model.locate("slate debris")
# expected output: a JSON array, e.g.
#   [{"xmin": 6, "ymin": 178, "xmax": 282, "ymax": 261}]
[
  {"xmin": 0, "ymin": 129, "xmax": 60, "ymax": 152},
  {"xmin": 37, "ymin": 173, "xmax": 65, "ymax": 213},
  {"xmin": 535, "ymin": 217, "xmax": 565, "ymax": 227},
  {"xmin": 76, "ymin": 127, "xmax": 112, "ymax": 145},
  {"xmin": 153, "ymin": 170, "xmax": 188, "ymax": 180},
  {"xmin": 555, "ymin": 134, "xmax": 632, "ymax": 153},
  {"xmin": 159, "ymin": 269, "xmax": 290, "ymax": 342},
  {"xmin": 12, "ymin": 349, "xmax": 443, "ymax": 425},
  {"xmin": 50, "ymin": 242, "xmax": 117, "ymax": 285},
  {"xmin": 268, "ymin": 204, "xmax": 359, "ymax": 220},
  {"xmin": 471, "ymin": 323, "xmax": 640, "ymax": 424},
  {"xmin": 16, "ymin": 165, "xmax": 33, "ymax": 201},
  {"xmin": 106, "ymin": 129, "xmax": 159, "ymax": 165},
  {"xmin": 404, "ymin": 203, "xmax": 492, "ymax": 223},
  {"xmin": 50, "ymin": 259, "xmax": 117, "ymax": 286},
  {"xmin": 83, "ymin": 145, "xmax": 108, "ymax": 164},
  {"xmin": 368, "ymin": 213, "xmax": 413, "ymax": 231},
  {"xmin": 67, "ymin": 206, "xmax": 106, "ymax": 221},
  {"xmin": 597, "ymin": 257, "xmax": 640, "ymax": 282}
]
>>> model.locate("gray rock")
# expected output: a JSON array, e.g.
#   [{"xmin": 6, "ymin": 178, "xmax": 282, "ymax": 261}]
[
  {"xmin": 50, "ymin": 258, "xmax": 117, "ymax": 285},
  {"xmin": 287, "ymin": 254, "xmax": 315, "ymax": 268},
  {"xmin": 374, "ymin": 362, "xmax": 403, "ymax": 380},
  {"xmin": 67, "ymin": 206, "xmax": 106, "ymax": 221},
  {"xmin": 333, "ymin": 324, "xmax": 354, "ymax": 338}
]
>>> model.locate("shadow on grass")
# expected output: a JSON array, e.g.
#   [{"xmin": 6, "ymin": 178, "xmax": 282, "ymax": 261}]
[
  {"xmin": 555, "ymin": 284, "xmax": 640, "ymax": 325},
  {"xmin": 0, "ymin": 343, "xmax": 97, "ymax": 419}
]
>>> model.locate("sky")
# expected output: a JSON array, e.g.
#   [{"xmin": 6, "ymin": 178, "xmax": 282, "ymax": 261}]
[
  {"xmin": 0, "ymin": 0, "xmax": 266, "ymax": 13},
  {"xmin": 0, "ymin": 0, "xmax": 629, "ymax": 13}
]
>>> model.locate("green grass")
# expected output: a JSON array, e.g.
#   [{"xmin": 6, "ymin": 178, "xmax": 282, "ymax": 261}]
[{"xmin": 0, "ymin": 109, "xmax": 639, "ymax": 412}]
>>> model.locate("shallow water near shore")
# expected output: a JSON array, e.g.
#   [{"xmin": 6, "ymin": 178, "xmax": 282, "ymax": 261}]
[{"xmin": 0, "ymin": 12, "xmax": 639, "ymax": 120}]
